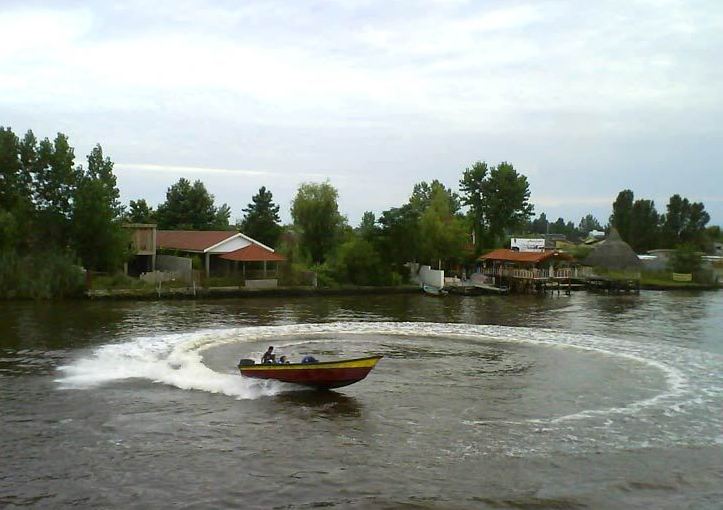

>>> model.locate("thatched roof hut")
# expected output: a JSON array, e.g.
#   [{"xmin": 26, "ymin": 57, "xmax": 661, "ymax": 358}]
[{"xmin": 582, "ymin": 228, "xmax": 641, "ymax": 271}]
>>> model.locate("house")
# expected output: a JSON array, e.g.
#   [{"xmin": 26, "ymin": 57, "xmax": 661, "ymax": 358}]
[
  {"xmin": 156, "ymin": 230, "xmax": 285, "ymax": 280},
  {"xmin": 123, "ymin": 224, "xmax": 285, "ymax": 284}
]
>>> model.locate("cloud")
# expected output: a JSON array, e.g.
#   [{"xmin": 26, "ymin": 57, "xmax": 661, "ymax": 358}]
[{"xmin": 2, "ymin": 1, "xmax": 722, "ymax": 224}]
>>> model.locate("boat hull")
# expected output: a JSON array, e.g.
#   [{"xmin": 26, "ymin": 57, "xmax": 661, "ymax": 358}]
[{"xmin": 238, "ymin": 355, "xmax": 383, "ymax": 389}]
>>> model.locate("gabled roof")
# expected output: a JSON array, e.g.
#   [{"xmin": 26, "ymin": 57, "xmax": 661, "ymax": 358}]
[
  {"xmin": 479, "ymin": 249, "xmax": 572, "ymax": 264},
  {"xmin": 157, "ymin": 230, "xmax": 238, "ymax": 252},
  {"xmin": 219, "ymin": 244, "xmax": 286, "ymax": 262}
]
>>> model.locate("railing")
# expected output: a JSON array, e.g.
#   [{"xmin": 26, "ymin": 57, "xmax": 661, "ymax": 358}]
[{"xmin": 480, "ymin": 266, "xmax": 592, "ymax": 280}]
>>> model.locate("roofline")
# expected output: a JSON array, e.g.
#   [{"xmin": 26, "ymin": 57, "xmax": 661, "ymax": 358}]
[
  {"xmin": 204, "ymin": 232, "xmax": 243, "ymax": 253},
  {"xmin": 236, "ymin": 231, "xmax": 276, "ymax": 252}
]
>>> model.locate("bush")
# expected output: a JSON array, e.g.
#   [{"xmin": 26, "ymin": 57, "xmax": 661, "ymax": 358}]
[{"xmin": 1, "ymin": 249, "xmax": 85, "ymax": 299}]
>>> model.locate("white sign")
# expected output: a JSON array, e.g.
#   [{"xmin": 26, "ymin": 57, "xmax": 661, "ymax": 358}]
[{"xmin": 510, "ymin": 238, "xmax": 545, "ymax": 252}]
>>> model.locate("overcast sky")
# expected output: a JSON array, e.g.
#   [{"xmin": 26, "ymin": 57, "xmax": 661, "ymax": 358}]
[{"xmin": 2, "ymin": 0, "xmax": 722, "ymax": 227}]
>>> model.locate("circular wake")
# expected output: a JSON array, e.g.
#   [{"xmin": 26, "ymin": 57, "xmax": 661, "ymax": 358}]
[{"xmin": 56, "ymin": 322, "xmax": 723, "ymax": 453}]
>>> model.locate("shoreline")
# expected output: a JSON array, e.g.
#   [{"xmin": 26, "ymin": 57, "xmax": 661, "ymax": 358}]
[{"xmin": 85, "ymin": 285, "xmax": 423, "ymax": 300}]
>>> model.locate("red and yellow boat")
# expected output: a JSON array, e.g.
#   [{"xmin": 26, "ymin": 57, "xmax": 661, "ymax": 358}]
[{"xmin": 238, "ymin": 355, "xmax": 383, "ymax": 389}]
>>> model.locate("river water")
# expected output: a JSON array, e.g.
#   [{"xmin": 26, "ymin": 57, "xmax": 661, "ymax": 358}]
[{"xmin": 1, "ymin": 291, "xmax": 722, "ymax": 509}]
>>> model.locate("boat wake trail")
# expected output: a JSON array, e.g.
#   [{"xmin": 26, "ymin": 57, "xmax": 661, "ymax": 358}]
[{"xmin": 55, "ymin": 322, "xmax": 723, "ymax": 452}]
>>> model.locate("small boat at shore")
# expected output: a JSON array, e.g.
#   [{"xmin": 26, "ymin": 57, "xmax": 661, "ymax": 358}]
[
  {"xmin": 422, "ymin": 284, "xmax": 448, "ymax": 296},
  {"xmin": 238, "ymin": 355, "xmax": 383, "ymax": 389}
]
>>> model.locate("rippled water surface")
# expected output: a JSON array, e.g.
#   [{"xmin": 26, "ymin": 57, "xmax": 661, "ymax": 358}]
[{"xmin": 1, "ymin": 291, "xmax": 722, "ymax": 509}]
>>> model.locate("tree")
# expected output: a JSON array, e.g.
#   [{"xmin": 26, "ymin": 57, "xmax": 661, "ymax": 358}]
[
  {"xmin": 418, "ymin": 185, "xmax": 468, "ymax": 267},
  {"xmin": 378, "ymin": 203, "xmax": 421, "ymax": 268},
  {"xmin": 33, "ymin": 133, "xmax": 80, "ymax": 247},
  {"xmin": 333, "ymin": 237, "xmax": 390, "ymax": 286},
  {"xmin": 578, "ymin": 214, "xmax": 602, "ymax": 236},
  {"xmin": 156, "ymin": 178, "xmax": 229, "ymax": 230},
  {"xmin": 459, "ymin": 161, "xmax": 490, "ymax": 248},
  {"xmin": 239, "ymin": 186, "xmax": 282, "ymax": 247},
  {"xmin": 530, "ymin": 212, "xmax": 550, "ymax": 234},
  {"xmin": 410, "ymin": 180, "xmax": 461, "ymax": 216},
  {"xmin": 661, "ymin": 194, "xmax": 710, "ymax": 249},
  {"xmin": 126, "ymin": 199, "xmax": 155, "ymax": 223},
  {"xmin": 71, "ymin": 145, "xmax": 128, "ymax": 271},
  {"xmin": 358, "ymin": 211, "xmax": 378, "ymax": 242},
  {"xmin": 610, "ymin": 190, "xmax": 634, "ymax": 243},
  {"xmin": 290, "ymin": 181, "xmax": 344, "ymax": 264},
  {"xmin": 479, "ymin": 162, "xmax": 534, "ymax": 245},
  {"xmin": 628, "ymin": 199, "xmax": 659, "ymax": 253}
]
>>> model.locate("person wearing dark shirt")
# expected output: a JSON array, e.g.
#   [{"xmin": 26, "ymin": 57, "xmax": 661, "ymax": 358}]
[{"xmin": 261, "ymin": 346, "xmax": 276, "ymax": 364}]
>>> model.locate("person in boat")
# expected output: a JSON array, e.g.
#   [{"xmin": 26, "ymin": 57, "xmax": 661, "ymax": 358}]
[
  {"xmin": 278, "ymin": 355, "xmax": 290, "ymax": 364},
  {"xmin": 301, "ymin": 355, "xmax": 318, "ymax": 363},
  {"xmin": 261, "ymin": 346, "xmax": 276, "ymax": 364}
]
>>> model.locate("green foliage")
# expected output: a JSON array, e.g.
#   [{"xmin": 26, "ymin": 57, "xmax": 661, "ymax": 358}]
[
  {"xmin": 610, "ymin": 189, "xmax": 634, "ymax": 242},
  {"xmin": 668, "ymin": 244, "xmax": 702, "ymax": 274},
  {"xmin": 126, "ymin": 199, "xmax": 155, "ymax": 223},
  {"xmin": 578, "ymin": 214, "xmax": 602, "ymax": 236},
  {"xmin": 156, "ymin": 178, "xmax": 230, "ymax": 230},
  {"xmin": 358, "ymin": 211, "xmax": 378, "ymax": 241},
  {"xmin": 378, "ymin": 203, "xmax": 422, "ymax": 268},
  {"xmin": 71, "ymin": 145, "xmax": 129, "ymax": 272},
  {"xmin": 331, "ymin": 237, "xmax": 392, "ymax": 286},
  {"xmin": 459, "ymin": 161, "xmax": 489, "ymax": 248},
  {"xmin": 459, "ymin": 161, "xmax": 534, "ymax": 248},
  {"xmin": 410, "ymin": 180, "xmax": 461, "ymax": 215},
  {"xmin": 291, "ymin": 181, "xmax": 344, "ymax": 264},
  {"xmin": 418, "ymin": 186, "xmax": 469, "ymax": 267},
  {"xmin": 660, "ymin": 194, "xmax": 709, "ymax": 249},
  {"xmin": 239, "ymin": 186, "xmax": 282, "ymax": 247},
  {"xmin": 0, "ymin": 250, "xmax": 84, "ymax": 299},
  {"xmin": 628, "ymin": 199, "xmax": 659, "ymax": 252}
]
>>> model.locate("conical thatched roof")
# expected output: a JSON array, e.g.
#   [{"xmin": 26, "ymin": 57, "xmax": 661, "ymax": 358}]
[{"xmin": 582, "ymin": 228, "xmax": 641, "ymax": 270}]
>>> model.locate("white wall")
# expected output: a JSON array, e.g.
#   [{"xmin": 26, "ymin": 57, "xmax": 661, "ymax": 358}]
[
  {"xmin": 419, "ymin": 265, "xmax": 445, "ymax": 288},
  {"xmin": 208, "ymin": 236, "xmax": 251, "ymax": 253}
]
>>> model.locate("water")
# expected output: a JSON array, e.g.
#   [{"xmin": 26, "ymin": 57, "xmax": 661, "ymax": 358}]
[{"xmin": 1, "ymin": 291, "xmax": 722, "ymax": 509}]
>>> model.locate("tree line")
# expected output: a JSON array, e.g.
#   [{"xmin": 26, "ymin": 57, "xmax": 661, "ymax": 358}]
[{"xmin": 2, "ymin": 126, "xmax": 721, "ymax": 295}]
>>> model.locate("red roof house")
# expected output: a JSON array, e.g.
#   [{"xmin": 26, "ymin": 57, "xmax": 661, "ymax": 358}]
[{"xmin": 156, "ymin": 230, "xmax": 285, "ymax": 277}]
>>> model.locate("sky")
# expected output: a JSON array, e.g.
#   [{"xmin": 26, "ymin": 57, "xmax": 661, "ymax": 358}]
[{"xmin": 2, "ymin": 0, "xmax": 722, "ymax": 227}]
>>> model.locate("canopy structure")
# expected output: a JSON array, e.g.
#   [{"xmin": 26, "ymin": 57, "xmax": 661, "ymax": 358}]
[
  {"xmin": 219, "ymin": 244, "xmax": 286, "ymax": 262},
  {"xmin": 582, "ymin": 228, "xmax": 641, "ymax": 271}
]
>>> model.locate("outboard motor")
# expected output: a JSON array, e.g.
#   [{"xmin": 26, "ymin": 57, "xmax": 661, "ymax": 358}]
[
  {"xmin": 238, "ymin": 358, "xmax": 256, "ymax": 367},
  {"xmin": 301, "ymin": 355, "xmax": 318, "ymax": 364}
]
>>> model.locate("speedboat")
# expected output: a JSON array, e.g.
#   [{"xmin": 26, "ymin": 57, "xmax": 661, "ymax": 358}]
[{"xmin": 238, "ymin": 355, "xmax": 383, "ymax": 389}]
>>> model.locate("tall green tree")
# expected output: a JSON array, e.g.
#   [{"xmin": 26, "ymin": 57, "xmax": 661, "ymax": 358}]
[
  {"xmin": 239, "ymin": 186, "xmax": 282, "ymax": 247},
  {"xmin": 459, "ymin": 161, "xmax": 490, "ymax": 248},
  {"xmin": 0, "ymin": 127, "xmax": 30, "ymax": 250},
  {"xmin": 378, "ymin": 203, "xmax": 421, "ymax": 268},
  {"xmin": 479, "ymin": 162, "xmax": 534, "ymax": 246},
  {"xmin": 32, "ymin": 133, "xmax": 80, "ymax": 247},
  {"xmin": 156, "ymin": 178, "xmax": 230, "ymax": 230},
  {"xmin": 357, "ymin": 211, "xmax": 378, "ymax": 242},
  {"xmin": 628, "ymin": 199, "xmax": 659, "ymax": 253},
  {"xmin": 610, "ymin": 190, "xmax": 634, "ymax": 243},
  {"xmin": 290, "ymin": 181, "xmax": 344, "ymax": 264},
  {"xmin": 410, "ymin": 180, "xmax": 461, "ymax": 215},
  {"xmin": 418, "ymin": 185, "xmax": 468, "ymax": 267},
  {"xmin": 71, "ymin": 145, "xmax": 127, "ymax": 271},
  {"xmin": 661, "ymin": 194, "xmax": 710, "ymax": 249}
]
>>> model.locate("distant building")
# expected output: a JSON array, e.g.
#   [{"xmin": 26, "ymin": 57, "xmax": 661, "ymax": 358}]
[{"xmin": 510, "ymin": 238, "xmax": 545, "ymax": 252}]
